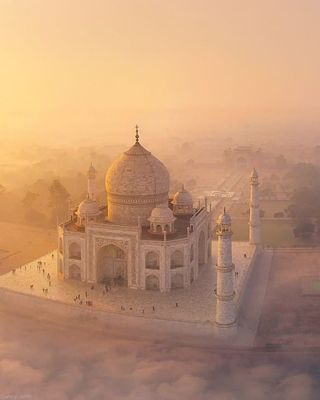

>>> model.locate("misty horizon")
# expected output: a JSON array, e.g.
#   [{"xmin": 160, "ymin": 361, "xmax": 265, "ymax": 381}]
[{"xmin": 1, "ymin": 0, "xmax": 320, "ymax": 146}]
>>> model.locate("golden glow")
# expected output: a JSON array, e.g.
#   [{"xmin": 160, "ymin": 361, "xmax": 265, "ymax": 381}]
[{"xmin": 0, "ymin": 0, "xmax": 320, "ymax": 142}]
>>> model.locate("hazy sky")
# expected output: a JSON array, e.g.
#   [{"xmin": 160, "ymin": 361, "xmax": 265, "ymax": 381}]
[{"xmin": 1, "ymin": 0, "xmax": 320, "ymax": 144}]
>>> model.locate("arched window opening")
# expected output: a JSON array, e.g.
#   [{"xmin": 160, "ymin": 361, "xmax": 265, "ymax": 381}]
[
  {"xmin": 96, "ymin": 244, "xmax": 127, "ymax": 286},
  {"xmin": 198, "ymin": 231, "xmax": 205, "ymax": 266},
  {"xmin": 170, "ymin": 250, "xmax": 183, "ymax": 269},
  {"xmin": 145, "ymin": 251, "xmax": 160, "ymax": 269},
  {"xmin": 146, "ymin": 275, "xmax": 160, "ymax": 290},
  {"xmin": 171, "ymin": 273, "xmax": 183, "ymax": 289},
  {"xmin": 69, "ymin": 242, "xmax": 81, "ymax": 260},
  {"xmin": 190, "ymin": 244, "xmax": 194, "ymax": 263},
  {"xmin": 69, "ymin": 264, "xmax": 81, "ymax": 280}
]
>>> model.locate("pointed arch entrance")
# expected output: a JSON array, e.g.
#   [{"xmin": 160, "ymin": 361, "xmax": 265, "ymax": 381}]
[
  {"xmin": 171, "ymin": 273, "xmax": 183, "ymax": 289},
  {"xmin": 145, "ymin": 274, "xmax": 160, "ymax": 290},
  {"xmin": 97, "ymin": 244, "xmax": 127, "ymax": 285},
  {"xmin": 69, "ymin": 264, "xmax": 81, "ymax": 280}
]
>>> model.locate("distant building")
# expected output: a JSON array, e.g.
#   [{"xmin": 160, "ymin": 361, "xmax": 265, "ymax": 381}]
[{"xmin": 224, "ymin": 146, "xmax": 263, "ymax": 170}]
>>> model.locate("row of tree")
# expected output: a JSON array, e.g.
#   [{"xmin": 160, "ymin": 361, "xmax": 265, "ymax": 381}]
[
  {"xmin": 285, "ymin": 163, "xmax": 320, "ymax": 240},
  {"xmin": 22, "ymin": 180, "xmax": 70, "ymax": 226}
]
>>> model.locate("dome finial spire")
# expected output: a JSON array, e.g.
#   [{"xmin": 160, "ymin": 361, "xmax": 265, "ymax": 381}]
[{"xmin": 135, "ymin": 124, "xmax": 139, "ymax": 144}]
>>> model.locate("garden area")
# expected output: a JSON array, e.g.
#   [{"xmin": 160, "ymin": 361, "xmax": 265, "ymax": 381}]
[
  {"xmin": 231, "ymin": 219, "xmax": 306, "ymax": 247},
  {"xmin": 230, "ymin": 199, "xmax": 290, "ymax": 219}
]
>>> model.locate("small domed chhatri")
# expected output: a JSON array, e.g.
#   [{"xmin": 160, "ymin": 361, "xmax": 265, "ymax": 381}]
[
  {"xmin": 75, "ymin": 162, "xmax": 100, "ymax": 227},
  {"xmin": 105, "ymin": 126, "xmax": 170, "ymax": 226},
  {"xmin": 76, "ymin": 197, "xmax": 100, "ymax": 227},
  {"xmin": 149, "ymin": 204, "xmax": 176, "ymax": 234},
  {"xmin": 172, "ymin": 184, "xmax": 193, "ymax": 215}
]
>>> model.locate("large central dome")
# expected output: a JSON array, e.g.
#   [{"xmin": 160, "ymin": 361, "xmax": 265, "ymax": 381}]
[{"xmin": 105, "ymin": 133, "xmax": 170, "ymax": 226}]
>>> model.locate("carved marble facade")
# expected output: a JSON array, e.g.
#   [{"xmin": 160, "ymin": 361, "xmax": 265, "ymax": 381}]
[{"xmin": 58, "ymin": 208, "xmax": 211, "ymax": 292}]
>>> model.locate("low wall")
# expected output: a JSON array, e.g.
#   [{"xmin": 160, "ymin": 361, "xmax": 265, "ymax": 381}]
[
  {"xmin": 273, "ymin": 247, "xmax": 320, "ymax": 252},
  {"xmin": 235, "ymin": 245, "xmax": 261, "ymax": 309}
]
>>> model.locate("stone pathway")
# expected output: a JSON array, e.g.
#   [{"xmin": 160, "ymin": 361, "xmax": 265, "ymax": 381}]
[{"xmin": 237, "ymin": 249, "xmax": 273, "ymax": 345}]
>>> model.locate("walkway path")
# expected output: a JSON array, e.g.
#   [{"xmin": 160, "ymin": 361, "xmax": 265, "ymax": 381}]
[{"xmin": 237, "ymin": 249, "xmax": 273, "ymax": 346}]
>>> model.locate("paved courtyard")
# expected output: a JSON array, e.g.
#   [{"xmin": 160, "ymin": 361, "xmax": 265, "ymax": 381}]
[{"xmin": 0, "ymin": 242, "xmax": 255, "ymax": 324}]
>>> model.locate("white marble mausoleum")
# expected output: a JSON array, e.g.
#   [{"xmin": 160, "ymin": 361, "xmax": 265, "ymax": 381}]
[{"xmin": 58, "ymin": 128, "xmax": 212, "ymax": 292}]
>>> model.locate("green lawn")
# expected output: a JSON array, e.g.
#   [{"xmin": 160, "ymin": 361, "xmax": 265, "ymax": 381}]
[
  {"xmin": 229, "ymin": 202, "xmax": 248, "ymax": 217},
  {"xmin": 312, "ymin": 281, "xmax": 320, "ymax": 291},
  {"xmin": 230, "ymin": 200, "xmax": 290, "ymax": 218},
  {"xmin": 260, "ymin": 200, "xmax": 290, "ymax": 218},
  {"xmin": 231, "ymin": 219, "xmax": 306, "ymax": 247}
]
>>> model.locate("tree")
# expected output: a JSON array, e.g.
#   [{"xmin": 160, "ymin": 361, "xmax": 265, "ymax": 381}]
[
  {"xmin": 286, "ymin": 163, "xmax": 320, "ymax": 189},
  {"xmin": 48, "ymin": 179, "xmax": 70, "ymax": 224},
  {"xmin": 22, "ymin": 191, "xmax": 43, "ymax": 225},
  {"xmin": 286, "ymin": 186, "xmax": 320, "ymax": 239},
  {"xmin": 22, "ymin": 191, "xmax": 39, "ymax": 209},
  {"xmin": 285, "ymin": 163, "xmax": 320, "ymax": 238},
  {"xmin": 287, "ymin": 187, "xmax": 320, "ymax": 221},
  {"xmin": 293, "ymin": 221, "xmax": 314, "ymax": 240}
]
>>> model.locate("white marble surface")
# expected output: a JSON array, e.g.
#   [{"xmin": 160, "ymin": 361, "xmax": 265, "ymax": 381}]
[{"xmin": 0, "ymin": 242, "xmax": 255, "ymax": 324}]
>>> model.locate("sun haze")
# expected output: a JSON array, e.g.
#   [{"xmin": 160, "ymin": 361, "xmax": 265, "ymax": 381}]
[{"xmin": 0, "ymin": 0, "xmax": 320, "ymax": 144}]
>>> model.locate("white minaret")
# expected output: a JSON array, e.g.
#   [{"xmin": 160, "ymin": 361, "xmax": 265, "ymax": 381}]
[
  {"xmin": 249, "ymin": 168, "xmax": 261, "ymax": 245},
  {"xmin": 87, "ymin": 163, "xmax": 97, "ymax": 201},
  {"xmin": 215, "ymin": 209, "xmax": 237, "ymax": 337}
]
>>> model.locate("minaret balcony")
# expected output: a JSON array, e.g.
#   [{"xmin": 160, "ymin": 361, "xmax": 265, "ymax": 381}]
[
  {"xmin": 214, "ymin": 290, "xmax": 235, "ymax": 301},
  {"xmin": 216, "ymin": 263, "xmax": 235, "ymax": 273}
]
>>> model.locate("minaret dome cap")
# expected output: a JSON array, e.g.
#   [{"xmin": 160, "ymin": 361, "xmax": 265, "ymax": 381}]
[
  {"xmin": 217, "ymin": 208, "xmax": 232, "ymax": 225},
  {"xmin": 250, "ymin": 168, "xmax": 258, "ymax": 179},
  {"xmin": 172, "ymin": 184, "xmax": 193, "ymax": 207},
  {"xmin": 87, "ymin": 162, "xmax": 97, "ymax": 178}
]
